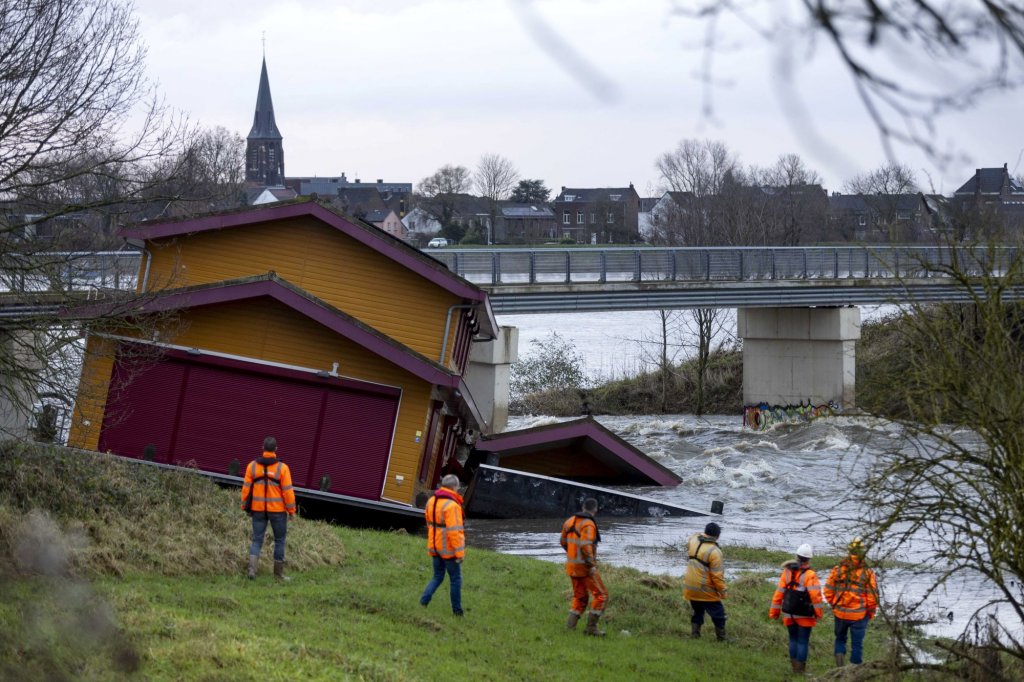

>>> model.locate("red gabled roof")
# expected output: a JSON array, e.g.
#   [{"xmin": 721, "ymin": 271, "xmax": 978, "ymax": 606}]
[
  {"xmin": 118, "ymin": 200, "xmax": 497, "ymax": 335},
  {"xmin": 474, "ymin": 416, "xmax": 681, "ymax": 487}
]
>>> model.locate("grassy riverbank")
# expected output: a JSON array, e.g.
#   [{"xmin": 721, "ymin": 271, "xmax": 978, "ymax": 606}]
[{"xmin": 0, "ymin": 441, "xmax": 902, "ymax": 681}]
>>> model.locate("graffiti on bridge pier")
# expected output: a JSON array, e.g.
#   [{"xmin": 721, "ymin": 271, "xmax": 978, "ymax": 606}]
[{"xmin": 743, "ymin": 400, "xmax": 840, "ymax": 431}]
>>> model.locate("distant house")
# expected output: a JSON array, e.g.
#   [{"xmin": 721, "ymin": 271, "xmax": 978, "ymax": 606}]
[
  {"xmin": 364, "ymin": 208, "xmax": 405, "ymax": 239},
  {"xmin": 402, "ymin": 206, "xmax": 443, "ymax": 239},
  {"xmin": 552, "ymin": 185, "xmax": 641, "ymax": 244},
  {"xmin": 637, "ymin": 197, "xmax": 660, "ymax": 242},
  {"xmin": 827, "ymin": 192, "xmax": 929, "ymax": 242},
  {"xmin": 404, "ymin": 194, "xmax": 493, "ymax": 243},
  {"xmin": 493, "ymin": 203, "xmax": 557, "ymax": 244},
  {"xmin": 646, "ymin": 191, "xmax": 697, "ymax": 245},
  {"xmin": 952, "ymin": 163, "xmax": 1024, "ymax": 235},
  {"xmin": 286, "ymin": 173, "xmax": 412, "ymax": 201},
  {"xmin": 250, "ymin": 186, "xmax": 298, "ymax": 206}
]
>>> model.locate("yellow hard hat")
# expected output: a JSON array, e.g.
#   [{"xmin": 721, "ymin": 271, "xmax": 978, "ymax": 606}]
[{"xmin": 848, "ymin": 537, "xmax": 866, "ymax": 556}]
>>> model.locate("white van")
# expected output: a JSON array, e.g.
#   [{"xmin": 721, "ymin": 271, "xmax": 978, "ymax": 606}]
[{"xmin": 427, "ymin": 237, "xmax": 450, "ymax": 248}]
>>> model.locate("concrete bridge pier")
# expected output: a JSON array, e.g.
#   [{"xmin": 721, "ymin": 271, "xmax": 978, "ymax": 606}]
[
  {"xmin": 0, "ymin": 327, "xmax": 43, "ymax": 439},
  {"xmin": 465, "ymin": 326, "xmax": 519, "ymax": 434},
  {"xmin": 737, "ymin": 307, "xmax": 861, "ymax": 410}
]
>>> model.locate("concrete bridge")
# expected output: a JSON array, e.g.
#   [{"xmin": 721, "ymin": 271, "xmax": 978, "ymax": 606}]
[
  {"xmin": 2, "ymin": 246, "xmax": 1018, "ymax": 422},
  {"xmin": 433, "ymin": 245, "xmax": 1021, "ymax": 417}
]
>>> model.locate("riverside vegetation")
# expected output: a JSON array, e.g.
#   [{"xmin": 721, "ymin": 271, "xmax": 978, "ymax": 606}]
[
  {"xmin": 510, "ymin": 311, "xmax": 940, "ymax": 418},
  {"xmin": 0, "ymin": 441, "xmax": 909, "ymax": 681}
]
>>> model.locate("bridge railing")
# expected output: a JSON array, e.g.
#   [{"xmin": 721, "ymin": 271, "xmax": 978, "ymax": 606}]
[
  {"xmin": 0, "ymin": 251, "xmax": 141, "ymax": 294},
  {"xmin": 1, "ymin": 246, "xmax": 1014, "ymax": 295},
  {"xmin": 431, "ymin": 246, "xmax": 1014, "ymax": 286}
]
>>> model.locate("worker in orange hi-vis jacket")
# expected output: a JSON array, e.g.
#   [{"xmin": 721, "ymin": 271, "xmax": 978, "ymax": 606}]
[
  {"xmin": 420, "ymin": 474, "xmax": 466, "ymax": 616},
  {"xmin": 241, "ymin": 436, "xmax": 296, "ymax": 581},
  {"xmin": 560, "ymin": 497, "xmax": 608, "ymax": 636},
  {"xmin": 769, "ymin": 543, "xmax": 827, "ymax": 675},
  {"xmin": 825, "ymin": 537, "xmax": 879, "ymax": 667}
]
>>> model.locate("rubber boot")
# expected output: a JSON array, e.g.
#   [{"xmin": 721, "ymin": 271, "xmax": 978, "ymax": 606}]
[
  {"xmin": 566, "ymin": 611, "xmax": 581, "ymax": 630},
  {"xmin": 583, "ymin": 612, "xmax": 605, "ymax": 637},
  {"xmin": 246, "ymin": 554, "xmax": 258, "ymax": 580},
  {"xmin": 790, "ymin": 659, "xmax": 800, "ymax": 673},
  {"xmin": 794, "ymin": 660, "xmax": 806, "ymax": 674},
  {"xmin": 714, "ymin": 626, "xmax": 730, "ymax": 642},
  {"xmin": 691, "ymin": 622, "xmax": 701, "ymax": 639},
  {"xmin": 274, "ymin": 560, "xmax": 290, "ymax": 581},
  {"xmin": 835, "ymin": 653, "xmax": 845, "ymax": 667}
]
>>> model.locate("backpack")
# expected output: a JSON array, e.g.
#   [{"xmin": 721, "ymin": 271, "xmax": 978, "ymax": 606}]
[
  {"xmin": 780, "ymin": 567, "xmax": 815, "ymax": 618},
  {"xmin": 243, "ymin": 462, "xmax": 281, "ymax": 513}
]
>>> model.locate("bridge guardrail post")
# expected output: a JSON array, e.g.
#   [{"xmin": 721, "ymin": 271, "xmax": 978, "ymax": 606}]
[
  {"xmin": 738, "ymin": 251, "xmax": 744, "ymax": 281},
  {"xmin": 492, "ymin": 253, "xmax": 500, "ymax": 285},
  {"xmin": 894, "ymin": 249, "xmax": 900, "ymax": 278},
  {"xmin": 600, "ymin": 252, "xmax": 607, "ymax": 284},
  {"xmin": 771, "ymin": 250, "xmax": 776, "ymax": 280},
  {"xmin": 834, "ymin": 249, "xmax": 839, "ymax": 279},
  {"xmin": 529, "ymin": 252, "xmax": 536, "ymax": 284},
  {"xmin": 671, "ymin": 250, "xmax": 678, "ymax": 281},
  {"xmin": 565, "ymin": 252, "xmax": 570, "ymax": 284},
  {"xmin": 802, "ymin": 250, "xmax": 808, "ymax": 279},
  {"xmin": 452, "ymin": 253, "xmax": 460, "ymax": 277},
  {"xmin": 705, "ymin": 251, "xmax": 711, "ymax": 281},
  {"xmin": 634, "ymin": 250, "xmax": 641, "ymax": 282}
]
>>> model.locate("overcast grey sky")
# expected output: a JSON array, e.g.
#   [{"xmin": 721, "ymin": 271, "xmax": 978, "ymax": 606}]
[{"xmin": 134, "ymin": 0, "xmax": 1023, "ymax": 196}]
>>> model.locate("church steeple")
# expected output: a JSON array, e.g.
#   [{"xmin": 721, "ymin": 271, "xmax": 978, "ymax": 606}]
[{"xmin": 246, "ymin": 57, "xmax": 285, "ymax": 186}]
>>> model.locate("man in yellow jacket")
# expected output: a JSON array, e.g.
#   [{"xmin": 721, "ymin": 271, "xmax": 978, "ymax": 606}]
[
  {"xmin": 825, "ymin": 537, "xmax": 879, "ymax": 667},
  {"xmin": 560, "ymin": 498, "xmax": 608, "ymax": 636},
  {"xmin": 241, "ymin": 436, "xmax": 296, "ymax": 580},
  {"xmin": 420, "ymin": 474, "xmax": 466, "ymax": 616},
  {"xmin": 683, "ymin": 522, "xmax": 728, "ymax": 640}
]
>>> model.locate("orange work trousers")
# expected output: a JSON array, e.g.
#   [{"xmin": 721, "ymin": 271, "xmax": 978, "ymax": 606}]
[{"xmin": 570, "ymin": 571, "xmax": 608, "ymax": 614}]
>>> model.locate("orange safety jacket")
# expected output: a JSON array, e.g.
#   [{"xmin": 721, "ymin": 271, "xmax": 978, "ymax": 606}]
[
  {"xmin": 769, "ymin": 562, "xmax": 826, "ymax": 627},
  {"xmin": 240, "ymin": 452, "xmax": 296, "ymax": 515},
  {"xmin": 683, "ymin": 532, "xmax": 727, "ymax": 601},
  {"xmin": 560, "ymin": 513, "xmax": 600, "ymax": 578},
  {"xmin": 825, "ymin": 556, "xmax": 878, "ymax": 621},
  {"xmin": 425, "ymin": 487, "xmax": 465, "ymax": 560}
]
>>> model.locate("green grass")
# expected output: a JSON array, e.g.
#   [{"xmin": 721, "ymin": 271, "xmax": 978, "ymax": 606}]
[
  {"xmin": 1, "ymin": 530, "xmax": 896, "ymax": 681},
  {"xmin": 0, "ymin": 441, "xmax": 904, "ymax": 681}
]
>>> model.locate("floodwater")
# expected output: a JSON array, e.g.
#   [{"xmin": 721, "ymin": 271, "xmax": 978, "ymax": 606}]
[{"xmin": 465, "ymin": 413, "xmax": 1013, "ymax": 640}]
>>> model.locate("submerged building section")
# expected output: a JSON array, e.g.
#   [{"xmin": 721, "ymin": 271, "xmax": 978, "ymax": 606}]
[
  {"xmin": 461, "ymin": 417, "xmax": 716, "ymax": 519},
  {"xmin": 466, "ymin": 464, "xmax": 710, "ymax": 519},
  {"xmin": 470, "ymin": 417, "xmax": 681, "ymax": 487}
]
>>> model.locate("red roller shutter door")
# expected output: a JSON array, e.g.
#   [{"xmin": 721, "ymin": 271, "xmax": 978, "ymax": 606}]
[
  {"xmin": 311, "ymin": 389, "xmax": 400, "ymax": 500},
  {"xmin": 171, "ymin": 362, "xmax": 321, "ymax": 486},
  {"xmin": 98, "ymin": 355, "xmax": 187, "ymax": 462},
  {"xmin": 98, "ymin": 347, "xmax": 400, "ymax": 500}
]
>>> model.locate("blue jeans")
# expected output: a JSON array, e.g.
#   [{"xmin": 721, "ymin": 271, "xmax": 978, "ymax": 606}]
[
  {"xmin": 787, "ymin": 624, "xmax": 813, "ymax": 663},
  {"xmin": 420, "ymin": 556, "xmax": 463, "ymax": 615},
  {"xmin": 689, "ymin": 600, "xmax": 727, "ymax": 628},
  {"xmin": 834, "ymin": 616, "xmax": 870, "ymax": 664},
  {"xmin": 250, "ymin": 512, "xmax": 288, "ymax": 562}
]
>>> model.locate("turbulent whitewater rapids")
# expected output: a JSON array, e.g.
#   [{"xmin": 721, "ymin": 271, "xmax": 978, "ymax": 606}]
[{"xmin": 466, "ymin": 413, "xmax": 1014, "ymax": 641}]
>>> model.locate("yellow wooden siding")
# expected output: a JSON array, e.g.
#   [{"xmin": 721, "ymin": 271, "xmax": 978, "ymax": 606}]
[
  {"xmin": 143, "ymin": 218, "xmax": 466, "ymax": 366},
  {"xmin": 67, "ymin": 336, "xmax": 116, "ymax": 452},
  {"xmin": 69, "ymin": 299, "xmax": 436, "ymax": 505}
]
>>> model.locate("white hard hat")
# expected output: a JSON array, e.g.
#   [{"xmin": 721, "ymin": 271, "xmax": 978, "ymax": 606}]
[{"xmin": 796, "ymin": 543, "xmax": 814, "ymax": 559}]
